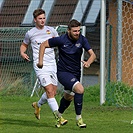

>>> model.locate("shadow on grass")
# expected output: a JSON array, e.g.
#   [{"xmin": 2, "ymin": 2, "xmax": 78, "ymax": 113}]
[{"xmin": 0, "ymin": 118, "xmax": 54, "ymax": 128}]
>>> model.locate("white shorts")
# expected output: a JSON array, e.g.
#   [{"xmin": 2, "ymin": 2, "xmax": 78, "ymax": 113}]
[
  {"xmin": 38, "ymin": 72, "xmax": 58, "ymax": 87},
  {"xmin": 34, "ymin": 63, "xmax": 58, "ymax": 87}
]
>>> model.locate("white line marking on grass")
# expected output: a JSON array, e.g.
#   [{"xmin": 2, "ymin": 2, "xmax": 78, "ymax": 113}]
[{"xmin": 88, "ymin": 118, "xmax": 130, "ymax": 123}]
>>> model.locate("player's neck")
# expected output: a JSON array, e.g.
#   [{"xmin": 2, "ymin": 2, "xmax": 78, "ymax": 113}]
[{"xmin": 36, "ymin": 25, "xmax": 45, "ymax": 30}]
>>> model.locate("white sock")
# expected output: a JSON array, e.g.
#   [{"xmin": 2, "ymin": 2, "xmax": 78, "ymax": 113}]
[
  {"xmin": 47, "ymin": 98, "xmax": 59, "ymax": 112},
  {"xmin": 58, "ymin": 112, "xmax": 62, "ymax": 118},
  {"xmin": 37, "ymin": 92, "xmax": 47, "ymax": 107},
  {"xmin": 76, "ymin": 115, "xmax": 82, "ymax": 120}
]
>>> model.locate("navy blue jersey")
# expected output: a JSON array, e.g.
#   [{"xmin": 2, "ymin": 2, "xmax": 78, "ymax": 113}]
[{"xmin": 48, "ymin": 33, "xmax": 91, "ymax": 76}]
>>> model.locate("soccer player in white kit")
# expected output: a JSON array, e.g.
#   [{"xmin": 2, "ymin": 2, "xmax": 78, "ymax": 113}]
[{"xmin": 20, "ymin": 8, "xmax": 67, "ymax": 127}]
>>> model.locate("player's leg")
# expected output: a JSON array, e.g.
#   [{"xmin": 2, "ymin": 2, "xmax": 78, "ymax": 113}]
[
  {"xmin": 56, "ymin": 72, "xmax": 77, "ymax": 125},
  {"xmin": 37, "ymin": 91, "xmax": 48, "ymax": 107},
  {"xmin": 58, "ymin": 92, "xmax": 74, "ymax": 115},
  {"xmin": 45, "ymin": 84, "xmax": 59, "ymax": 111},
  {"xmin": 73, "ymin": 82, "xmax": 86, "ymax": 128},
  {"xmin": 43, "ymin": 73, "xmax": 67, "ymax": 128},
  {"xmin": 60, "ymin": 83, "xmax": 86, "ymax": 128},
  {"xmin": 57, "ymin": 71, "xmax": 86, "ymax": 128},
  {"xmin": 55, "ymin": 91, "xmax": 74, "ymax": 126},
  {"xmin": 37, "ymin": 79, "xmax": 58, "ymax": 108},
  {"xmin": 32, "ymin": 91, "xmax": 47, "ymax": 120},
  {"xmin": 32, "ymin": 85, "xmax": 55, "ymax": 120},
  {"xmin": 56, "ymin": 71, "xmax": 74, "ymax": 114},
  {"xmin": 32, "ymin": 73, "xmax": 58, "ymax": 120}
]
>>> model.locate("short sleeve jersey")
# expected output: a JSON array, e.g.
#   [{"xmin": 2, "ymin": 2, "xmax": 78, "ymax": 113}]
[
  {"xmin": 23, "ymin": 26, "xmax": 58, "ymax": 65},
  {"xmin": 48, "ymin": 33, "xmax": 91, "ymax": 75}
]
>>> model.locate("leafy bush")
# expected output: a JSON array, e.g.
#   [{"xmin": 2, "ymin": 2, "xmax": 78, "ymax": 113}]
[{"xmin": 84, "ymin": 84, "xmax": 100, "ymax": 103}]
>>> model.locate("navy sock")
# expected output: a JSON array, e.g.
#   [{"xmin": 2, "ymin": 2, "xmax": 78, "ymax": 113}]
[
  {"xmin": 58, "ymin": 97, "xmax": 71, "ymax": 114},
  {"xmin": 74, "ymin": 93, "xmax": 83, "ymax": 115}
]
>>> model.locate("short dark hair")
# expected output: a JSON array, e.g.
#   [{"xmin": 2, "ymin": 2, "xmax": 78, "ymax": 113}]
[
  {"xmin": 33, "ymin": 8, "xmax": 45, "ymax": 18},
  {"xmin": 68, "ymin": 19, "xmax": 81, "ymax": 30}
]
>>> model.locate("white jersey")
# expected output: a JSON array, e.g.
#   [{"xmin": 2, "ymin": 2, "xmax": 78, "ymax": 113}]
[
  {"xmin": 23, "ymin": 26, "xmax": 58, "ymax": 65},
  {"xmin": 23, "ymin": 26, "xmax": 58, "ymax": 78}
]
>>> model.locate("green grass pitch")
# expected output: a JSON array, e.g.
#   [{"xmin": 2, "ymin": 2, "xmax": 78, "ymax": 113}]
[{"xmin": 0, "ymin": 88, "xmax": 132, "ymax": 133}]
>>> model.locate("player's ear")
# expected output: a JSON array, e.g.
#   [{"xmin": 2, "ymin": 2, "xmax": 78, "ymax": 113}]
[
  {"xmin": 34, "ymin": 18, "xmax": 36, "ymax": 23},
  {"xmin": 67, "ymin": 29, "xmax": 70, "ymax": 33}
]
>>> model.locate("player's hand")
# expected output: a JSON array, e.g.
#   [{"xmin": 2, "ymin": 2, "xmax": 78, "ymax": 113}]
[
  {"xmin": 81, "ymin": 61, "xmax": 90, "ymax": 68},
  {"xmin": 37, "ymin": 63, "xmax": 43, "ymax": 68},
  {"xmin": 21, "ymin": 53, "xmax": 30, "ymax": 62}
]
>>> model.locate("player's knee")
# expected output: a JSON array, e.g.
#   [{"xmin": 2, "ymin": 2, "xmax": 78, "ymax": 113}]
[
  {"xmin": 64, "ymin": 92, "xmax": 74, "ymax": 101},
  {"xmin": 46, "ymin": 89, "xmax": 55, "ymax": 98},
  {"xmin": 73, "ymin": 83, "xmax": 84, "ymax": 94},
  {"xmin": 76, "ymin": 88, "xmax": 84, "ymax": 94}
]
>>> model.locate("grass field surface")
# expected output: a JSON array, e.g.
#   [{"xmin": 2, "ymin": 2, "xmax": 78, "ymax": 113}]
[{"xmin": 0, "ymin": 88, "xmax": 133, "ymax": 133}]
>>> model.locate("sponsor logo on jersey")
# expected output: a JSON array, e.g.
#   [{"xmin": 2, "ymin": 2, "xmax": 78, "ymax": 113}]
[
  {"xmin": 35, "ymin": 40, "xmax": 41, "ymax": 45},
  {"xmin": 63, "ymin": 45, "xmax": 68, "ymax": 47}
]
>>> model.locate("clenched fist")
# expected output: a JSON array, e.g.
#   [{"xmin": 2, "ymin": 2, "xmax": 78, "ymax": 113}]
[{"xmin": 37, "ymin": 63, "xmax": 43, "ymax": 68}]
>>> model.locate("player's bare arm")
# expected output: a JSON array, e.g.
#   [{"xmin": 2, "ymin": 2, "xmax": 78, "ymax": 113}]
[
  {"xmin": 37, "ymin": 40, "xmax": 50, "ymax": 68},
  {"xmin": 20, "ymin": 43, "xmax": 30, "ymax": 61},
  {"xmin": 81, "ymin": 49, "xmax": 96, "ymax": 68}
]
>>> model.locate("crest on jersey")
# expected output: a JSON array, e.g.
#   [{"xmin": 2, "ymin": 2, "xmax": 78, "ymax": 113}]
[
  {"xmin": 75, "ymin": 43, "xmax": 81, "ymax": 47},
  {"xmin": 46, "ymin": 30, "xmax": 51, "ymax": 34}
]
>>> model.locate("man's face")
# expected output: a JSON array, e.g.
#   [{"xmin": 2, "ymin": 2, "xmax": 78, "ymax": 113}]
[
  {"xmin": 68, "ymin": 26, "xmax": 81, "ymax": 41},
  {"xmin": 34, "ymin": 14, "xmax": 46, "ymax": 29}
]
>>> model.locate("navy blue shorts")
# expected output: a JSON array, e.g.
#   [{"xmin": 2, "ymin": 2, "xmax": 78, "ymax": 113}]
[{"xmin": 57, "ymin": 71, "xmax": 80, "ymax": 91}]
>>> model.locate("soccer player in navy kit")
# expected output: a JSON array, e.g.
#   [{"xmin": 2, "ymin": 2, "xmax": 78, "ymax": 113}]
[{"xmin": 37, "ymin": 19, "xmax": 96, "ymax": 128}]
